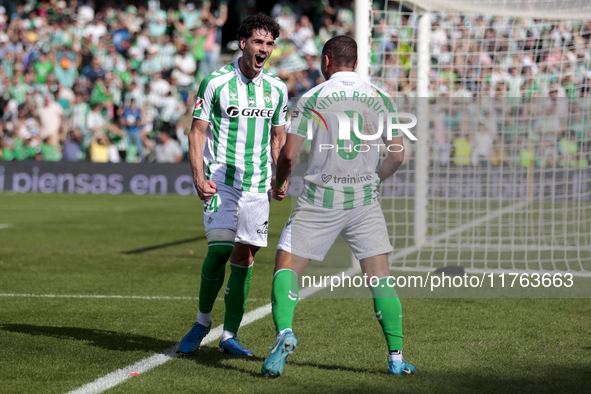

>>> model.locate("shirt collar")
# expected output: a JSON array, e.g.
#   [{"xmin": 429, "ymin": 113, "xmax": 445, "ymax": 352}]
[
  {"xmin": 233, "ymin": 58, "xmax": 264, "ymax": 86},
  {"xmin": 329, "ymin": 71, "xmax": 358, "ymax": 80}
]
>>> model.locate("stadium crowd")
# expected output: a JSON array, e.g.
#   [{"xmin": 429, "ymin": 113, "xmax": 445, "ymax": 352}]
[
  {"xmin": 0, "ymin": 0, "xmax": 589, "ymax": 168},
  {"xmin": 0, "ymin": 0, "xmax": 355, "ymax": 163},
  {"xmin": 372, "ymin": 11, "xmax": 591, "ymax": 168}
]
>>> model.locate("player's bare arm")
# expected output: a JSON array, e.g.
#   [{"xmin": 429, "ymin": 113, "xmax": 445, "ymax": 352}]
[
  {"xmin": 271, "ymin": 124, "xmax": 288, "ymax": 200},
  {"xmin": 376, "ymin": 135, "xmax": 404, "ymax": 183},
  {"xmin": 188, "ymin": 118, "xmax": 217, "ymax": 201},
  {"xmin": 270, "ymin": 124, "xmax": 286, "ymax": 166},
  {"xmin": 273, "ymin": 133, "xmax": 305, "ymax": 200}
]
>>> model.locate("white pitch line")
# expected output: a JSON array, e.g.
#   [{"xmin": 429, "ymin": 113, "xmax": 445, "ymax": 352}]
[
  {"xmin": 430, "ymin": 201, "xmax": 528, "ymax": 243},
  {"xmin": 66, "ymin": 264, "xmax": 362, "ymax": 394},
  {"xmin": 0, "ymin": 223, "xmax": 14, "ymax": 229},
  {"xmin": 66, "ymin": 203, "xmax": 520, "ymax": 394},
  {"xmin": 388, "ymin": 201, "xmax": 528, "ymax": 265},
  {"xmin": 0, "ymin": 205, "xmax": 130, "ymax": 212},
  {"xmin": 0, "ymin": 294, "xmax": 269, "ymax": 302}
]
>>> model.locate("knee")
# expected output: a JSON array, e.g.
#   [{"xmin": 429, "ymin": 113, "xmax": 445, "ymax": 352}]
[
  {"xmin": 231, "ymin": 250, "xmax": 258, "ymax": 267},
  {"xmin": 206, "ymin": 228, "xmax": 235, "ymax": 243},
  {"xmin": 230, "ymin": 244, "xmax": 259, "ymax": 267}
]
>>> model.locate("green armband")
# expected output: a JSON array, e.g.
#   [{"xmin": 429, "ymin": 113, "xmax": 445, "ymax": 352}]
[{"xmin": 275, "ymin": 179, "xmax": 286, "ymax": 188}]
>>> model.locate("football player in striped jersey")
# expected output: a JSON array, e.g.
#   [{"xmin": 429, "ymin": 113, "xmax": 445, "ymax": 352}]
[
  {"xmin": 179, "ymin": 13, "xmax": 289, "ymax": 356},
  {"xmin": 262, "ymin": 36, "xmax": 415, "ymax": 377}
]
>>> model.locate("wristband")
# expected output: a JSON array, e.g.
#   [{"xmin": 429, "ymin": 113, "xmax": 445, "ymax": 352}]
[{"xmin": 275, "ymin": 179, "xmax": 286, "ymax": 188}]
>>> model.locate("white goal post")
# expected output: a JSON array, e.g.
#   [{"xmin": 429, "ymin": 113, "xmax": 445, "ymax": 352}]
[{"xmin": 352, "ymin": 0, "xmax": 591, "ymax": 276}]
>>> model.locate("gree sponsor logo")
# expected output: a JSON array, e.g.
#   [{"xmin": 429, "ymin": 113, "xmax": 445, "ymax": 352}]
[{"xmin": 225, "ymin": 105, "xmax": 274, "ymax": 118}]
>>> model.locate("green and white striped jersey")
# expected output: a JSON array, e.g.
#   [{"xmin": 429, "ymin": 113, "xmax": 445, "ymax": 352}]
[
  {"xmin": 70, "ymin": 102, "xmax": 90, "ymax": 130},
  {"xmin": 290, "ymin": 71, "xmax": 398, "ymax": 210},
  {"xmin": 193, "ymin": 60, "xmax": 289, "ymax": 193}
]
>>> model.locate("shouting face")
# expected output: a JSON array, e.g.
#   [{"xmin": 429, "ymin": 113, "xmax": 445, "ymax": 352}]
[{"xmin": 239, "ymin": 29, "xmax": 275, "ymax": 79}]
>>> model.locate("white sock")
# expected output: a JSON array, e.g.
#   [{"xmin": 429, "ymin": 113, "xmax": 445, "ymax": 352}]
[
  {"xmin": 388, "ymin": 350, "xmax": 403, "ymax": 362},
  {"xmin": 222, "ymin": 330, "xmax": 235, "ymax": 342},
  {"xmin": 197, "ymin": 311, "xmax": 212, "ymax": 327},
  {"xmin": 277, "ymin": 328, "xmax": 292, "ymax": 340}
]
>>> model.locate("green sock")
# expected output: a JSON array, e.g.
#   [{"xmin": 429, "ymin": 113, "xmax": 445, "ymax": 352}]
[
  {"xmin": 198, "ymin": 244, "xmax": 233, "ymax": 314},
  {"xmin": 271, "ymin": 269, "xmax": 299, "ymax": 334},
  {"xmin": 223, "ymin": 264, "xmax": 253, "ymax": 334},
  {"xmin": 371, "ymin": 277, "xmax": 403, "ymax": 351}
]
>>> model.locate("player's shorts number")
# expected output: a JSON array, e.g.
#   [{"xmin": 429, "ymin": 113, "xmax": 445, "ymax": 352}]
[
  {"xmin": 338, "ymin": 110, "xmax": 364, "ymax": 161},
  {"xmin": 204, "ymin": 195, "xmax": 219, "ymax": 212}
]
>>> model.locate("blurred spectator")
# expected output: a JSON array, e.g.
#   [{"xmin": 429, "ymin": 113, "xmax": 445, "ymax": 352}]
[
  {"xmin": 318, "ymin": 16, "xmax": 336, "ymax": 45},
  {"xmin": 37, "ymin": 94, "xmax": 64, "ymax": 145},
  {"xmin": 84, "ymin": 17, "xmax": 107, "ymax": 45},
  {"xmin": 34, "ymin": 52, "xmax": 54, "ymax": 84},
  {"xmin": 111, "ymin": 16, "xmax": 132, "ymax": 53},
  {"xmin": 89, "ymin": 132, "xmax": 110, "ymax": 163},
  {"xmin": 150, "ymin": 72, "xmax": 170, "ymax": 97},
  {"xmin": 472, "ymin": 122, "xmax": 493, "ymax": 166},
  {"xmin": 86, "ymin": 103, "xmax": 107, "ymax": 137},
  {"xmin": 154, "ymin": 131, "xmax": 183, "ymax": 163},
  {"xmin": 159, "ymin": 90, "xmax": 182, "ymax": 135},
  {"xmin": 122, "ymin": 98, "xmax": 144, "ymax": 162},
  {"xmin": 83, "ymin": 57, "xmax": 106, "ymax": 84},
  {"xmin": 452, "ymin": 133, "xmax": 471, "ymax": 165},
  {"xmin": 147, "ymin": 2, "xmax": 167, "ymax": 38},
  {"xmin": 291, "ymin": 15, "xmax": 317, "ymax": 57},
  {"xmin": 559, "ymin": 132, "xmax": 578, "ymax": 167},
  {"xmin": 201, "ymin": 0, "xmax": 228, "ymax": 77},
  {"xmin": 180, "ymin": 3, "xmax": 201, "ymax": 30},
  {"xmin": 55, "ymin": 56, "xmax": 79, "ymax": 89},
  {"xmin": 304, "ymin": 54, "xmax": 322, "ymax": 86},
  {"xmin": 172, "ymin": 44, "xmax": 197, "ymax": 100},
  {"xmin": 62, "ymin": 128, "xmax": 83, "ymax": 162}
]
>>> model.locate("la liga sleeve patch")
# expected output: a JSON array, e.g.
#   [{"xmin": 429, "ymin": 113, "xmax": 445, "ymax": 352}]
[{"xmin": 193, "ymin": 98, "xmax": 204, "ymax": 116}]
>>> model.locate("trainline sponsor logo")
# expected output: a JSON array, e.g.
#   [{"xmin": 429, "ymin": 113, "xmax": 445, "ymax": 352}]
[{"xmin": 320, "ymin": 174, "xmax": 373, "ymax": 184}]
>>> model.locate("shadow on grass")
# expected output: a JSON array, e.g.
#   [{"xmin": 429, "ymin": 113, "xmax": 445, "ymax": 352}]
[
  {"xmin": 180, "ymin": 346, "xmax": 591, "ymax": 394},
  {"xmin": 180, "ymin": 346, "xmax": 387, "ymax": 379},
  {"xmin": 120, "ymin": 235, "xmax": 207, "ymax": 254},
  {"xmin": 0, "ymin": 324, "xmax": 176, "ymax": 352}
]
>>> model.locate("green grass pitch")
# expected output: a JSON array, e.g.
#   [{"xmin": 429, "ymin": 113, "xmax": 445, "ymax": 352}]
[{"xmin": 0, "ymin": 193, "xmax": 590, "ymax": 393}]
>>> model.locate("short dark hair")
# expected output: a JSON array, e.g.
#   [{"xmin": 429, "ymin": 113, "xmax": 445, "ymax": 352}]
[
  {"xmin": 236, "ymin": 13, "xmax": 281, "ymax": 41},
  {"xmin": 322, "ymin": 36, "xmax": 358, "ymax": 68}
]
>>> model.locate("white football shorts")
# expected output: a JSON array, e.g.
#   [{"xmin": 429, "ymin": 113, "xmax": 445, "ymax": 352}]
[
  {"xmin": 203, "ymin": 182, "xmax": 271, "ymax": 247},
  {"xmin": 277, "ymin": 197, "xmax": 393, "ymax": 261}
]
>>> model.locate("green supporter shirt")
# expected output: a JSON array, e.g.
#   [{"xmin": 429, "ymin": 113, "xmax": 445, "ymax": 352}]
[
  {"xmin": 1, "ymin": 147, "xmax": 14, "ymax": 161},
  {"xmin": 117, "ymin": 70, "xmax": 134, "ymax": 87},
  {"xmin": 34, "ymin": 61, "xmax": 54, "ymax": 83},
  {"xmin": 12, "ymin": 139, "xmax": 29, "ymax": 161},
  {"xmin": 184, "ymin": 33, "xmax": 206, "ymax": 61},
  {"xmin": 41, "ymin": 143, "xmax": 63, "ymax": 162},
  {"xmin": 90, "ymin": 82, "xmax": 112, "ymax": 105},
  {"xmin": 10, "ymin": 83, "xmax": 30, "ymax": 105}
]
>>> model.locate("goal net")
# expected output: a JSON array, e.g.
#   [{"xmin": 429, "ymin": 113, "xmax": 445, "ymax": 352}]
[{"xmin": 367, "ymin": 0, "xmax": 591, "ymax": 276}]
